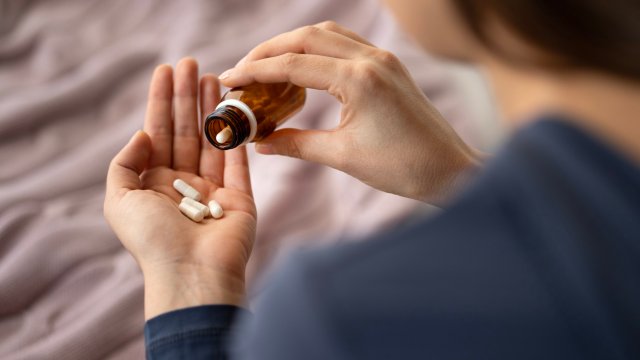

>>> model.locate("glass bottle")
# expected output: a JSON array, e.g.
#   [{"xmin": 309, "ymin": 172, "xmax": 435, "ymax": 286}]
[{"xmin": 204, "ymin": 82, "xmax": 306, "ymax": 150}]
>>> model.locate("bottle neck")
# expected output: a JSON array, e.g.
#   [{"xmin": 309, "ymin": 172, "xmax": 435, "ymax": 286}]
[{"xmin": 204, "ymin": 99, "xmax": 257, "ymax": 150}]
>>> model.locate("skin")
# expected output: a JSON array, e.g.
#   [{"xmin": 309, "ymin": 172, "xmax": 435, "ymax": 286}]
[
  {"xmin": 222, "ymin": 21, "xmax": 481, "ymax": 203},
  {"xmin": 104, "ymin": 59, "xmax": 256, "ymax": 319},
  {"xmin": 105, "ymin": 1, "xmax": 640, "ymax": 319}
]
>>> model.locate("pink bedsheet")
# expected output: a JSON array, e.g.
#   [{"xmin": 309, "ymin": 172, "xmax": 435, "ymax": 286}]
[{"xmin": 0, "ymin": 0, "xmax": 478, "ymax": 358}]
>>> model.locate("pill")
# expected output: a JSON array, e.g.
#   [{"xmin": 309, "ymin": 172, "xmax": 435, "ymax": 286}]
[
  {"xmin": 173, "ymin": 179, "xmax": 201, "ymax": 201},
  {"xmin": 181, "ymin": 197, "xmax": 210, "ymax": 217},
  {"xmin": 178, "ymin": 201, "xmax": 205, "ymax": 222},
  {"xmin": 216, "ymin": 126, "xmax": 233, "ymax": 143},
  {"xmin": 208, "ymin": 200, "xmax": 224, "ymax": 219}
]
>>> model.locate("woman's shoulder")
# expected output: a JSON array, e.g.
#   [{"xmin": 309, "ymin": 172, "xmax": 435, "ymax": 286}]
[{"xmin": 251, "ymin": 117, "xmax": 640, "ymax": 358}]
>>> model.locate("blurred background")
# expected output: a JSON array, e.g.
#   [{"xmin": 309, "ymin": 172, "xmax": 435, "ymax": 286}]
[{"xmin": 0, "ymin": 0, "xmax": 501, "ymax": 358}]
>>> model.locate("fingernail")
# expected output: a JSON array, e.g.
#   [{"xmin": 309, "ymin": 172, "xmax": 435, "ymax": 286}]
[
  {"xmin": 255, "ymin": 143, "xmax": 274, "ymax": 155},
  {"xmin": 219, "ymin": 69, "xmax": 233, "ymax": 80}
]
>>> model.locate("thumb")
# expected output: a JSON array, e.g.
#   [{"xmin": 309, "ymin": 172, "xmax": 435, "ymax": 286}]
[
  {"xmin": 106, "ymin": 130, "xmax": 152, "ymax": 199},
  {"xmin": 254, "ymin": 128, "xmax": 341, "ymax": 167}
]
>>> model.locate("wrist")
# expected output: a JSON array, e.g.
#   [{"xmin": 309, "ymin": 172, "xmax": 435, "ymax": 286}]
[
  {"xmin": 141, "ymin": 263, "xmax": 246, "ymax": 320},
  {"xmin": 414, "ymin": 146, "xmax": 484, "ymax": 206}
]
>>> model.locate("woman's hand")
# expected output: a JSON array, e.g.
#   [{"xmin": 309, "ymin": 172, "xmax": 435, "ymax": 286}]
[
  {"xmin": 104, "ymin": 58, "xmax": 256, "ymax": 320},
  {"xmin": 220, "ymin": 22, "xmax": 481, "ymax": 205}
]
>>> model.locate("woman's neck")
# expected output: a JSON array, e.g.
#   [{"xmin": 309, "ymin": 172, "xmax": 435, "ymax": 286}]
[{"xmin": 485, "ymin": 60, "xmax": 640, "ymax": 164}]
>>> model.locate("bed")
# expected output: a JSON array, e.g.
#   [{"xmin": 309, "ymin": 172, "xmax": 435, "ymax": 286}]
[{"xmin": 0, "ymin": 0, "xmax": 497, "ymax": 358}]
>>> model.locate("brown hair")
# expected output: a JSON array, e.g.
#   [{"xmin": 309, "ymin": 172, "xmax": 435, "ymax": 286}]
[{"xmin": 451, "ymin": 0, "xmax": 640, "ymax": 80}]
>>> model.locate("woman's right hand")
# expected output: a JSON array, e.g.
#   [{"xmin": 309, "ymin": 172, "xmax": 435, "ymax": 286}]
[{"xmin": 220, "ymin": 22, "xmax": 481, "ymax": 205}]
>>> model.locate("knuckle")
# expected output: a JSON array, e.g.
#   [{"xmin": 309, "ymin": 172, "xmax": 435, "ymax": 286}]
[
  {"xmin": 149, "ymin": 85, "xmax": 169, "ymax": 101},
  {"xmin": 281, "ymin": 52, "xmax": 299, "ymax": 69},
  {"xmin": 298, "ymin": 25, "xmax": 322, "ymax": 53},
  {"xmin": 239, "ymin": 59, "xmax": 255, "ymax": 73},
  {"xmin": 174, "ymin": 122, "xmax": 196, "ymax": 136},
  {"xmin": 373, "ymin": 50, "xmax": 401, "ymax": 68},
  {"xmin": 150, "ymin": 123, "xmax": 172, "ymax": 136},
  {"xmin": 299, "ymin": 25, "xmax": 322, "ymax": 39},
  {"xmin": 317, "ymin": 20, "xmax": 340, "ymax": 31},
  {"xmin": 346, "ymin": 51, "xmax": 401, "ymax": 88},
  {"xmin": 288, "ymin": 137, "xmax": 303, "ymax": 159},
  {"xmin": 243, "ymin": 47, "xmax": 259, "ymax": 61},
  {"xmin": 352, "ymin": 60, "xmax": 384, "ymax": 86}
]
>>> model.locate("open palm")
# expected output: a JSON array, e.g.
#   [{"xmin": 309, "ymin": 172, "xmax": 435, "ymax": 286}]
[{"xmin": 104, "ymin": 58, "xmax": 256, "ymax": 316}]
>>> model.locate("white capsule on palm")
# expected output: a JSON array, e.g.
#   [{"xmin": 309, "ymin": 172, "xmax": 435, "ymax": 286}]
[
  {"xmin": 208, "ymin": 200, "xmax": 224, "ymax": 219},
  {"xmin": 178, "ymin": 201, "xmax": 205, "ymax": 222},
  {"xmin": 173, "ymin": 179, "xmax": 201, "ymax": 201},
  {"xmin": 181, "ymin": 197, "xmax": 210, "ymax": 217}
]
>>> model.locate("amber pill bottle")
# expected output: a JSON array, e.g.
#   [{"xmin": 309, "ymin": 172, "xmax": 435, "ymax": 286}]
[{"xmin": 204, "ymin": 83, "xmax": 306, "ymax": 150}]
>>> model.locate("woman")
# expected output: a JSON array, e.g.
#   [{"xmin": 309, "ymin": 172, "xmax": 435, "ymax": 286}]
[{"xmin": 104, "ymin": 0, "xmax": 640, "ymax": 358}]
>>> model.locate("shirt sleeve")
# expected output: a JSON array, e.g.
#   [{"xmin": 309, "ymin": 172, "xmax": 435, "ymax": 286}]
[
  {"xmin": 144, "ymin": 305, "xmax": 249, "ymax": 360},
  {"xmin": 232, "ymin": 254, "xmax": 351, "ymax": 360}
]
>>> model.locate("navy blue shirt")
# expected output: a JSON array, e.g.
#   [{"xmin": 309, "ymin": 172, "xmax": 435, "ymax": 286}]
[{"xmin": 145, "ymin": 118, "xmax": 640, "ymax": 359}]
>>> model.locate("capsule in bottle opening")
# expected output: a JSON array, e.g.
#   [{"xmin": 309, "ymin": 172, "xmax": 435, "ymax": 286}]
[{"xmin": 204, "ymin": 83, "xmax": 306, "ymax": 150}]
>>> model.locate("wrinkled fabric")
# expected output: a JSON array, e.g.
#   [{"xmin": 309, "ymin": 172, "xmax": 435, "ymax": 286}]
[{"xmin": 0, "ymin": 0, "xmax": 483, "ymax": 358}]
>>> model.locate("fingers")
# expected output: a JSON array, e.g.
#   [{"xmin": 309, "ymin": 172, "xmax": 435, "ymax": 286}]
[
  {"xmin": 199, "ymin": 74, "xmax": 224, "ymax": 184},
  {"xmin": 106, "ymin": 131, "xmax": 152, "ymax": 199},
  {"xmin": 224, "ymin": 146, "xmax": 252, "ymax": 197},
  {"xmin": 235, "ymin": 21, "xmax": 374, "ymax": 66},
  {"xmin": 221, "ymin": 23, "xmax": 378, "ymax": 96},
  {"xmin": 222, "ymin": 54, "xmax": 344, "ymax": 93},
  {"xmin": 144, "ymin": 65, "xmax": 174, "ymax": 168},
  {"xmin": 313, "ymin": 20, "xmax": 375, "ymax": 47},
  {"xmin": 255, "ymin": 128, "xmax": 342, "ymax": 169},
  {"xmin": 237, "ymin": 25, "xmax": 372, "ymax": 65},
  {"xmin": 172, "ymin": 58, "xmax": 201, "ymax": 173}
]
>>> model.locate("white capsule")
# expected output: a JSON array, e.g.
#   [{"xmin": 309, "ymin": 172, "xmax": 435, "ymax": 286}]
[
  {"xmin": 181, "ymin": 197, "xmax": 210, "ymax": 217},
  {"xmin": 208, "ymin": 200, "xmax": 224, "ymax": 219},
  {"xmin": 173, "ymin": 179, "xmax": 201, "ymax": 201},
  {"xmin": 178, "ymin": 201, "xmax": 204, "ymax": 222},
  {"xmin": 216, "ymin": 126, "xmax": 233, "ymax": 143}
]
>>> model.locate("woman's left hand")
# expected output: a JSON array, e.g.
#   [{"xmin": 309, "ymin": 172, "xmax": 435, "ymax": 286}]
[{"xmin": 103, "ymin": 58, "xmax": 256, "ymax": 320}]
